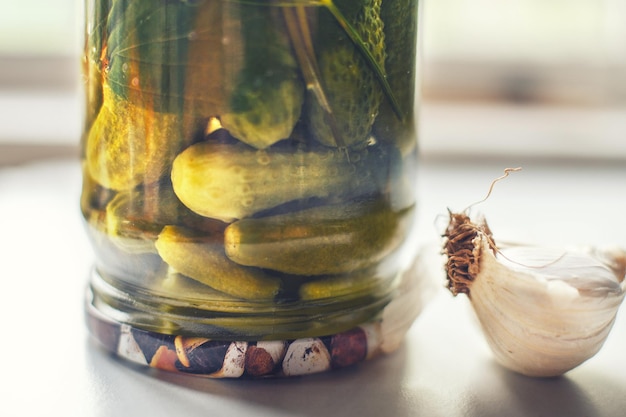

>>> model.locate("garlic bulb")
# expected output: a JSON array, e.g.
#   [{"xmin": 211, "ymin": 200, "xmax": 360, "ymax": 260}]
[{"xmin": 444, "ymin": 212, "xmax": 626, "ymax": 377}]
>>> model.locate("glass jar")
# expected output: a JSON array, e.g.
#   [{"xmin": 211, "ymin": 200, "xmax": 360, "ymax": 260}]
[{"xmin": 82, "ymin": 0, "xmax": 422, "ymax": 378}]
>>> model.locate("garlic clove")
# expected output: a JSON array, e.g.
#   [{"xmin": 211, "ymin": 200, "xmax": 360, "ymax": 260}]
[
  {"xmin": 444, "ymin": 212, "xmax": 626, "ymax": 377},
  {"xmin": 475, "ymin": 238, "xmax": 624, "ymax": 377}
]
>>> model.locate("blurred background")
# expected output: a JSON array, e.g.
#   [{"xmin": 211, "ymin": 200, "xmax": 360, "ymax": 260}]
[{"xmin": 1, "ymin": 0, "xmax": 625, "ymax": 165}]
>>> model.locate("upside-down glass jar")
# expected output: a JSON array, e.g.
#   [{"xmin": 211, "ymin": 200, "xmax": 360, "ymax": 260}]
[{"xmin": 82, "ymin": 0, "xmax": 423, "ymax": 378}]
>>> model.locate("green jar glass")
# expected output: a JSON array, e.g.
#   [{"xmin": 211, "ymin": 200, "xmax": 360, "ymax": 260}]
[{"xmin": 82, "ymin": 0, "xmax": 422, "ymax": 378}]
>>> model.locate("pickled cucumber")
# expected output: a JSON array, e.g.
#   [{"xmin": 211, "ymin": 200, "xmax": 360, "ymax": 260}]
[
  {"xmin": 86, "ymin": 86, "xmax": 182, "ymax": 191},
  {"xmin": 155, "ymin": 225, "xmax": 282, "ymax": 300},
  {"xmin": 81, "ymin": 0, "xmax": 109, "ymax": 133},
  {"xmin": 104, "ymin": 0, "xmax": 197, "ymax": 113},
  {"xmin": 155, "ymin": 268, "xmax": 267, "ymax": 314},
  {"xmin": 104, "ymin": 185, "xmax": 226, "ymax": 254},
  {"xmin": 299, "ymin": 268, "xmax": 394, "ymax": 301},
  {"xmin": 219, "ymin": 4, "xmax": 304, "ymax": 149},
  {"xmin": 307, "ymin": 0, "xmax": 385, "ymax": 148},
  {"xmin": 171, "ymin": 141, "xmax": 395, "ymax": 222},
  {"xmin": 224, "ymin": 199, "xmax": 414, "ymax": 276},
  {"xmin": 373, "ymin": 0, "xmax": 419, "ymax": 154}
]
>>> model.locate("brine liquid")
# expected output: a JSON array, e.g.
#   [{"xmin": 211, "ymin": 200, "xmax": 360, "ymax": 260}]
[{"xmin": 82, "ymin": 0, "xmax": 420, "ymax": 341}]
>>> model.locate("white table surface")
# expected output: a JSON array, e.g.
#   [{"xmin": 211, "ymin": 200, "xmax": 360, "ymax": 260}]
[{"xmin": 2, "ymin": 155, "xmax": 626, "ymax": 417}]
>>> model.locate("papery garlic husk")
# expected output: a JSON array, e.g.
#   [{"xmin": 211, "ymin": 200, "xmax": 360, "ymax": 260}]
[{"xmin": 444, "ymin": 212, "xmax": 626, "ymax": 377}]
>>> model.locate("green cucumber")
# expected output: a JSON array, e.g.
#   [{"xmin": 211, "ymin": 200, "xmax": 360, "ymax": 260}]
[
  {"xmin": 307, "ymin": 0, "xmax": 385, "ymax": 148},
  {"xmin": 155, "ymin": 225, "xmax": 281, "ymax": 300},
  {"xmin": 373, "ymin": 0, "xmax": 419, "ymax": 154},
  {"xmin": 82, "ymin": 0, "xmax": 109, "ymax": 132},
  {"xmin": 171, "ymin": 141, "xmax": 395, "ymax": 222},
  {"xmin": 299, "ymin": 268, "xmax": 393, "ymax": 301},
  {"xmin": 86, "ymin": 86, "xmax": 183, "ymax": 191},
  {"xmin": 219, "ymin": 3, "xmax": 304, "ymax": 149},
  {"xmin": 104, "ymin": 0, "xmax": 199, "ymax": 113},
  {"xmin": 224, "ymin": 199, "xmax": 414, "ymax": 276},
  {"xmin": 154, "ymin": 269, "xmax": 268, "ymax": 314},
  {"xmin": 104, "ymin": 184, "xmax": 226, "ymax": 254}
]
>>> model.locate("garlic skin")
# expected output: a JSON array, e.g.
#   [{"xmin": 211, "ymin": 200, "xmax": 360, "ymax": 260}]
[{"xmin": 444, "ymin": 213, "xmax": 626, "ymax": 377}]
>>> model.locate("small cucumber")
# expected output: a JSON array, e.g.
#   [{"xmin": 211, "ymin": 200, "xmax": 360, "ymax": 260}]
[
  {"xmin": 299, "ymin": 268, "xmax": 395, "ymax": 302},
  {"xmin": 224, "ymin": 199, "xmax": 414, "ymax": 276},
  {"xmin": 155, "ymin": 225, "xmax": 281, "ymax": 300},
  {"xmin": 307, "ymin": 0, "xmax": 385, "ymax": 148},
  {"xmin": 155, "ymin": 268, "xmax": 273, "ymax": 314},
  {"xmin": 86, "ymin": 86, "xmax": 183, "ymax": 191},
  {"xmin": 103, "ymin": 184, "xmax": 226, "ymax": 254},
  {"xmin": 373, "ymin": 0, "xmax": 419, "ymax": 154},
  {"xmin": 82, "ymin": 0, "xmax": 109, "ymax": 131},
  {"xmin": 219, "ymin": 3, "xmax": 304, "ymax": 149},
  {"xmin": 171, "ymin": 141, "xmax": 395, "ymax": 222},
  {"xmin": 104, "ymin": 0, "xmax": 196, "ymax": 113}
]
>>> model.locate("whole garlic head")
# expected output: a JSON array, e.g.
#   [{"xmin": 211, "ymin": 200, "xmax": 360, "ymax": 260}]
[{"xmin": 444, "ymin": 212, "xmax": 626, "ymax": 377}]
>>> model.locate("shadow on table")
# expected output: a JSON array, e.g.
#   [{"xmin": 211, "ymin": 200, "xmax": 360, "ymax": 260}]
[
  {"xmin": 463, "ymin": 360, "xmax": 601, "ymax": 417},
  {"xmin": 202, "ymin": 349, "xmax": 415, "ymax": 416}
]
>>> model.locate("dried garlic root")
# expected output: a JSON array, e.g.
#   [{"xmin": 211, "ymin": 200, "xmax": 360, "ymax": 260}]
[{"xmin": 442, "ymin": 170, "xmax": 626, "ymax": 377}]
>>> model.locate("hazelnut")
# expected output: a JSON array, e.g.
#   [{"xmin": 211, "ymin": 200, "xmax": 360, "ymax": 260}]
[
  {"xmin": 245, "ymin": 345, "xmax": 274, "ymax": 376},
  {"xmin": 245, "ymin": 341, "xmax": 287, "ymax": 377},
  {"xmin": 330, "ymin": 327, "xmax": 367, "ymax": 368}
]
